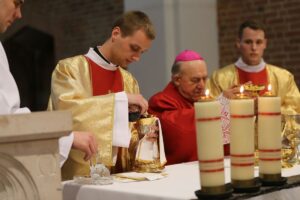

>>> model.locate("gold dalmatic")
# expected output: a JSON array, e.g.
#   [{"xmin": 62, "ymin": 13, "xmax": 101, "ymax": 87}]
[
  {"xmin": 48, "ymin": 55, "xmax": 141, "ymax": 180},
  {"xmin": 207, "ymin": 64, "xmax": 300, "ymax": 114}
]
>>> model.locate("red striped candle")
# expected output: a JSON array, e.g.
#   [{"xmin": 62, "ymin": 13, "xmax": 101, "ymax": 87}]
[
  {"xmin": 195, "ymin": 100, "xmax": 225, "ymax": 187},
  {"xmin": 230, "ymin": 98, "xmax": 255, "ymax": 181},
  {"xmin": 258, "ymin": 96, "xmax": 282, "ymax": 175}
]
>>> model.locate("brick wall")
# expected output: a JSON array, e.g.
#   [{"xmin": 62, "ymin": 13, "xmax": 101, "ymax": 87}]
[
  {"xmin": 218, "ymin": 0, "xmax": 300, "ymax": 88},
  {"xmin": 0, "ymin": 0, "xmax": 123, "ymax": 110},
  {"xmin": 3, "ymin": 0, "xmax": 124, "ymax": 62}
]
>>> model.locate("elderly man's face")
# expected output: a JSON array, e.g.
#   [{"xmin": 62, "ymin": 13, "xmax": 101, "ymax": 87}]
[
  {"xmin": 174, "ymin": 60, "xmax": 208, "ymax": 102},
  {"xmin": 0, "ymin": 0, "xmax": 23, "ymax": 33}
]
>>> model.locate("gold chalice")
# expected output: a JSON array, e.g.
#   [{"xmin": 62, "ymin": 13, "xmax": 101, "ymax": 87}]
[
  {"xmin": 133, "ymin": 116, "xmax": 164, "ymax": 173},
  {"xmin": 243, "ymin": 84, "xmax": 265, "ymax": 97}
]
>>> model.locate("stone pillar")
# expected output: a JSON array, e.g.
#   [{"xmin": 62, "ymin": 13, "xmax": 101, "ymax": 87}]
[{"xmin": 0, "ymin": 111, "xmax": 72, "ymax": 200}]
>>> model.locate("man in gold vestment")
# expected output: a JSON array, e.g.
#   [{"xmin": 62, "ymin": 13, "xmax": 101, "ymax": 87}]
[
  {"xmin": 0, "ymin": 0, "xmax": 98, "ymax": 167},
  {"xmin": 208, "ymin": 20, "xmax": 300, "ymax": 114},
  {"xmin": 48, "ymin": 11, "xmax": 155, "ymax": 180}
]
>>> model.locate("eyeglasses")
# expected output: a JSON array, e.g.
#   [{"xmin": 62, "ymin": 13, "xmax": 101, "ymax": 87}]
[{"xmin": 13, "ymin": 0, "xmax": 24, "ymax": 8}]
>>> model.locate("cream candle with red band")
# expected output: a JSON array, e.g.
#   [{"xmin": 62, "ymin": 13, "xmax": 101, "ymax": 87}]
[
  {"xmin": 230, "ymin": 98, "xmax": 255, "ymax": 181},
  {"xmin": 258, "ymin": 96, "xmax": 282, "ymax": 176},
  {"xmin": 195, "ymin": 100, "xmax": 225, "ymax": 187}
]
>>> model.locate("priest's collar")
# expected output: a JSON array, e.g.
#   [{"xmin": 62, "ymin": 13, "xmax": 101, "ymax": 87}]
[
  {"xmin": 235, "ymin": 57, "xmax": 266, "ymax": 73},
  {"xmin": 85, "ymin": 47, "xmax": 118, "ymax": 71}
]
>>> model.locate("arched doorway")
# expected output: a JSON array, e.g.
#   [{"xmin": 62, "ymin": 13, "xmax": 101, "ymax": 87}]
[{"xmin": 3, "ymin": 26, "xmax": 55, "ymax": 111}]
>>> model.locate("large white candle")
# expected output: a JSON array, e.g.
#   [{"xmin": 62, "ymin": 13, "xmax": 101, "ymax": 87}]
[
  {"xmin": 258, "ymin": 96, "xmax": 281, "ymax": 175},
  {"xmin": 195, "ymin": 100, "xmax": 225, "ymax": 187},
  {"xmin": 230, "ymin": 98, "xmax": 255, "ymax": 181}
]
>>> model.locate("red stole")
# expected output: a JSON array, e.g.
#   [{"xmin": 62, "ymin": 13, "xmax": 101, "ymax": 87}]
[
  {"xmin": 85, "ymin": 57, "xmax": 123, "ymax": 95},
  {"xmin": 236, "ymin": 67, "xmax": 268, "ymax": 95}
]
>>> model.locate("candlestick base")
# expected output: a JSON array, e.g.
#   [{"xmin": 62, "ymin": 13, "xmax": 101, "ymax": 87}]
[
  {"xmin": 259, "ymin": 174, "xmax": 287, "ymax": 186},
  {"xmin": 232, "ymin": 178, "xmax": 261, "ymax": 193},
  {"xmin": 195, "ymin": 183, "xmax": 233, "ymax": 199}
]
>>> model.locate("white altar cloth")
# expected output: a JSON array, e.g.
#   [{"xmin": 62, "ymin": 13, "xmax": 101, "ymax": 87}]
[{"xmin": 63, "ymin": 158, "xmax": 300, "ymax": 200}]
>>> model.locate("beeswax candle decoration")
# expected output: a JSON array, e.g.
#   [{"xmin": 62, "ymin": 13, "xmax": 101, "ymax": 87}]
[
  {"xmin": 230, "ymin": 89, "xmax": 257, "ymax": 191},
  {"xmin": 258, "ymin": 85, "xmax": 286, "ymax": 185},
  {"xmin": 195, "ymin": 95, "xmax": 225, "ymax": 192}
]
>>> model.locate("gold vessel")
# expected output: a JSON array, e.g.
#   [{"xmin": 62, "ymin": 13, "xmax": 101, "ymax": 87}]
[{"xmin": 281, "ymin": 114, "xmax": 300, "ymax": 168}]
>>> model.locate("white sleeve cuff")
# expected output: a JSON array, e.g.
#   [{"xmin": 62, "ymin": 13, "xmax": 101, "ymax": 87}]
[
  {"xmin": 58, "ymin": 132, "xmax": 74, "ymax": 167},
  {"xmin": 112, "ymin": 92, "xmax": 131, "ymax": 147},
  {"xmin": 14, "ymin": 107, "xmax": 31, "ymax": 114}
]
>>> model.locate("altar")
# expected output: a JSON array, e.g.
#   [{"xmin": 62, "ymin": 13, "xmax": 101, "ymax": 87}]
[
  {"xmin": 0, "ymin": 111, "xmax": 72, "ymax": 200},
  {"xmin": 62, "ymin": 159, "xmax": 300, "ymax": 200}
]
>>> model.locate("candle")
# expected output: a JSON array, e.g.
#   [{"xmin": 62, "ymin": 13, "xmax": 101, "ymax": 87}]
[
  {"xmin": 194, "ymin": 100, "xmax": 225, "ymax": 189},
  {"xmin": 234, "ymin": 85, "xmax": 250, "ymax": 99},
  {"xmin": 230, "ymin": 97, "xmax": 255, "ymax": 185},
  {"xmin": 258, "ymin": 94, "xmax": 282, "ymax": 180},
  {"xmin": 263, "ymin": 84, "xmax": 274, "ymax": 97},
  {"xmin": 199, "ymin": 89, "xmax": 214, "ymax": 101}
]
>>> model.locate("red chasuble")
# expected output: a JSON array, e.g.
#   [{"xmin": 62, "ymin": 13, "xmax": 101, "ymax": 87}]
[
  {"xmin": 236, "ymin": 67, "xmax": 268, "ymax": 95},
  {"xmin": 149, "ymin": 82, "xmax": 229, "ymax": 165},
  {"xmin": 85, "ymin": 57, "xmax": 123, "ymax": 95}
]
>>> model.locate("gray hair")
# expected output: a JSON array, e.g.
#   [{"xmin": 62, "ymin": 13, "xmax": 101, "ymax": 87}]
[{"xmin": 171, "ymin": 62, "xmax": 182, "ymax": 75}]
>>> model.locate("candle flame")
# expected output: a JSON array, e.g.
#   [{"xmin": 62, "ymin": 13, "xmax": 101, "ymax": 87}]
[
  {"xmin": 205, "ymin": 89, "xmax": 210, "ymax": 97},
  {"xmin": 267, "ymin": 84, "xmax": 272, "ymax": 91},
  {"xmin": 240, "ymin": 85, "xmax": 244, "ymax": 94}
]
